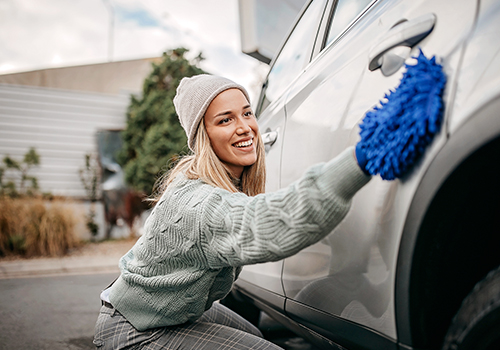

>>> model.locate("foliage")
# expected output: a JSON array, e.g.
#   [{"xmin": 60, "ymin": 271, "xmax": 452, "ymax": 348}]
[
  {"xmin": 0, "ymin": 197, "xmax": 79, "ymax": 257},
  {"xmin": 79, "ymin": 153, "xmax": 100, "ymax": 237},
  {"xmin": 79, "ymin": 153, "xmax": 100, "ymax": 203},
  {"xmin": 0, "ymin": 148, "xmax": 79, "ymax": 257},
  {"xmin": 118, "ymin": 47, "xmax": 206, "ymax": 195},
  {"xmin": 0, "ymin": 147, "xmax": 41, "ymax": 197}
]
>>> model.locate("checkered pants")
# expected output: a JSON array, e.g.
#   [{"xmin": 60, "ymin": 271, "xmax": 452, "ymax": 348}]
[{"xmin": 93, "ymin": 302, "xmax": 283, "ymax": 349}]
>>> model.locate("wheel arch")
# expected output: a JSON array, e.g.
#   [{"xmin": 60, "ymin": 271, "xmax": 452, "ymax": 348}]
[{"xmin": 395, "ymin": 94, "xmax": 500, "ymax": 349}]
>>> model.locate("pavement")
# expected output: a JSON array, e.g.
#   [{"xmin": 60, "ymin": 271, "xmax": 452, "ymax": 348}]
[
  {"xmin": 0, "ymin": 239, "xmax": 319, "ymax": 349},
  {"xmin": 0, "ymin": 239, "xmax": 135, "ymax": 279},
  {"xmin": 0, "ymin": 254, "xmax": 121, "ymax": 279}
]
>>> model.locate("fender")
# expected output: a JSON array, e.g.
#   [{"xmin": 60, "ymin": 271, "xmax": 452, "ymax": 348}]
[{"xmin": 395, "ymin": 92, "xmax": 500, "ymax": 348}]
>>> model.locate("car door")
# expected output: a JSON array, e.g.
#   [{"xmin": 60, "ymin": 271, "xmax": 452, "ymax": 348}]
[
  {"xmin": 279, "ymin": 0, "xmax": 477, "ymax": 347},
  {"xmin": 236, "ymin": 0, "xmax": 329, "ymax": 311}
]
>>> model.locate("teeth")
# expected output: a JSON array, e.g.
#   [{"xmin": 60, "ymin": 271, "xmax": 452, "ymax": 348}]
[{"xmin": 234, "ymin": 139, "xmax": 253, "ymax": 148}]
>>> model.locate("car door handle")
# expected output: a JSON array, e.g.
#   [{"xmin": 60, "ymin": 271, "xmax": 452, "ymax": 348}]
[
  {"xmin": 368, "ymin": 13, "xmax": 436, "ymax": 71},
  {"xmin": 261, "ymin": 130, "xmax": 278, "ymax": 153},
  {"xmin": 262, "ymin": 130, "xmax": 278, "ymax": 146}
]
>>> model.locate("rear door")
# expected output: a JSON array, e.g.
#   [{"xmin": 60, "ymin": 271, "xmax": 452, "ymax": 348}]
[{"xmin": 280, "ymin": 0, "xmax": 477, "ymax": 346}]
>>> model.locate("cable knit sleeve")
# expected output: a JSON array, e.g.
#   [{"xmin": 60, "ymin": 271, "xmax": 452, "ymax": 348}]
[{"xmin": 200, "ymin": 147, "xmax": 371, "ymax": 268}]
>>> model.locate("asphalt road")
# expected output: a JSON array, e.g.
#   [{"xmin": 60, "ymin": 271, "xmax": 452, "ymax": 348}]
[
  {"xmin": 0, "ymin": 273, "xmax": 317, "ymax": 350},
  {"xmin": 0, "ymin": 273, "xmax": 115, "ymax": 350}
]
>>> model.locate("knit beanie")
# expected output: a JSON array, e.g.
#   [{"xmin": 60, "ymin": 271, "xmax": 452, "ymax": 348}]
[{"xmin": 173, "ymin": 74, "xmax": 251, "ymax": 151}]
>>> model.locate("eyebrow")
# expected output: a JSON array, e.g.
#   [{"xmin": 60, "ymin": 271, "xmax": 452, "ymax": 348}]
[
  {"xmin": 214, "ymin": 110, "xmax": 231, "ymax": 118},
  {"xmin": 213, "ymin": 105, "xmax": 252, "ymax": 118}
]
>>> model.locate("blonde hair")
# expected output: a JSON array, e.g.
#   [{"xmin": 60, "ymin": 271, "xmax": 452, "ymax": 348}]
[{"xmin": 151, "ymin": 119, "xmax": 266, "ymax": 203}]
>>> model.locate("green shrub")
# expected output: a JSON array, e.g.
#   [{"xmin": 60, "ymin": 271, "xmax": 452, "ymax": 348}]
[
  {"xmin": 79, "ymin": 153, "xmax": 100, "ymax": 238},
  {"xmin": 0, "ymin": 147, "xmax": 41, "ymax": 197},
  {"xmin": 118, "ymin": 48, "xmax": 205, "ymax": 195}
]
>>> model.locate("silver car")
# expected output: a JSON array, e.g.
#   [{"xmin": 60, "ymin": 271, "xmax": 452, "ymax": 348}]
[{"xmin": 229, "ymin": 0, "xmax": 500, "ymax": 349}]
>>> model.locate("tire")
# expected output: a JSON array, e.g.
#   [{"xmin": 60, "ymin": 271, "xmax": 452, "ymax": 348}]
[{"xmin": 442, "ymin": 265, "xmax": 500, "ymax": 350}]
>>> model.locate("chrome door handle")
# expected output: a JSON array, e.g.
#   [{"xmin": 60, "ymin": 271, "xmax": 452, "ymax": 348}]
[
  {"xmin": 261, "ymin": 130, "xmax": 278, "ymax": 153},
  {"xmin": 262, "ymin": 131, "xmax": 278, "ymax": 146},
  {"xmin": 368, "ymin": 13, "xmax": 436, "ymax": 72}
]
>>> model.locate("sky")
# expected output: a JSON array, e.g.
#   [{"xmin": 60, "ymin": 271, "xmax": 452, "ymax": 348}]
[{"xmin": 0, "ymin": 0, "xmax": 269, "ymax": 100}]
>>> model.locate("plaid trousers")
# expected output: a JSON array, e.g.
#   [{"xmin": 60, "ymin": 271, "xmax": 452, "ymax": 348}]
[{"xmin": 93, "ymin": 302, "xmax": 283, "ymax": 349}]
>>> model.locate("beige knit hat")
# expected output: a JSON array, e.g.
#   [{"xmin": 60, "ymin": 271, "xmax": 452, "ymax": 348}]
[{"xmin": 173, "ymin": 74, "xmax": 250, "ymax": 151}]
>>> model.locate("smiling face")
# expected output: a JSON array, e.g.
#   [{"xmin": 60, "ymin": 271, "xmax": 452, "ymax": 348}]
[{"xmin": 204, "ymin": 88, "xmax": 259, "ymax": 178}]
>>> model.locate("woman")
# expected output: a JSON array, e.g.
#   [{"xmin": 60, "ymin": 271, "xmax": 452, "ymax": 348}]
[{"xmin": 93, "ymin": 74, "xmax": 372, "ymax": 349}]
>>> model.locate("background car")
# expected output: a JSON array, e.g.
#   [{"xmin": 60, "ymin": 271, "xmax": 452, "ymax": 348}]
[{"xmin": 228, "ymin": 0, "xmax": 500, "ymax": 349}]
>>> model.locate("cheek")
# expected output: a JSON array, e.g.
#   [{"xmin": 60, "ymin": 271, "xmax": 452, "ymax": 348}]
[
  {"xmin": 209, "ymin": 129, "xmax": 231, "ymax": 154},
  {"xmin": 250, "ymin": 120, "xmax": 259, "ymax": 134}
]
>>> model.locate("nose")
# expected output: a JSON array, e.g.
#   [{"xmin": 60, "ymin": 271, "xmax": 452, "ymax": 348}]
[{"xmin": 236, "ymin": 117, "xmax": 251, "ymax": 134}]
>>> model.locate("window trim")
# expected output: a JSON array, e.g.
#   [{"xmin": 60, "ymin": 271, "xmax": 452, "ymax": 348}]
[
  {"xmin": 256, "ymin": 0, "xmax": 328, "ymax": 116},
  {"xmin": 311, "ymin": 0, "xmax": 338, "ymax": 60},
  {"xmin": 321, "ymin": 0, "xmax": 379, "ymax": 52}
]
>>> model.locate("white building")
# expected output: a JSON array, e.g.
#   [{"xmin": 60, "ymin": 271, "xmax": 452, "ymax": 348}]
[
  {"xmin": 0, "ymin": 58, "xmax": 161, "ymax": 239},
  {"xmin": 0, "ymin": 57, "xmax": 161, "ymax": 198}
]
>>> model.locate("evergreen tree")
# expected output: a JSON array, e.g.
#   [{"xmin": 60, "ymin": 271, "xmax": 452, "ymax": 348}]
[{"xmin": 118, "ymin": 48, "xmax": 205, "ymax": 195}]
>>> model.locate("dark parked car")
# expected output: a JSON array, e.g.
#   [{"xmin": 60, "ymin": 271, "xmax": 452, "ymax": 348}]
[{"xmin": 230, "ymin": 0, "xmax": 500, "ymax": 349}]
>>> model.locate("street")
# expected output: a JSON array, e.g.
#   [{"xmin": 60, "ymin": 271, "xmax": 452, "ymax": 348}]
[
  {"xmin": 0, "ymin": 273, "xmax": 317, "ymax": 350},
  {"xmin": 0, "ymin": 273, "xmax": 115, "ymax": 350}
]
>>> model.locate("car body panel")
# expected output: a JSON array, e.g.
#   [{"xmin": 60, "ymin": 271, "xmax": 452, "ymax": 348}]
[
  {"xmin": 238, "ymin": 0, "xmax": 330, "ymax": 303},
  {"xmin": 238, "ymin": 92, "xmax": 288, "ymax": 301},
  {"xmin": 395, "ymin": 2, "xmax": 500, "ymax": 344},
  {"xmin": 233, "ymin": 0, "xmax": 500, "ymax": 347},
  {"xmin": 395, "ymin": 93, "xmax": 500, "ymax": 347},
  {"xmin": 448, "ymin": 0, "xmax": 500, "ymax": 135},
  {"xmin": 280, "ymin": 0, "xmax": 476, "ymax": 339}
]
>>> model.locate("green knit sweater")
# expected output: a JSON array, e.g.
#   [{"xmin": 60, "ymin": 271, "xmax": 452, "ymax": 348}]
[{"xmin": 109, "ymin": 148, "xmax": 371, "ymax": 331}]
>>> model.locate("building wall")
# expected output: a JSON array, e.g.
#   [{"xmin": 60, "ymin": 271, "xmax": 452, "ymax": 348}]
[
  {"xmin": 0, "ymin": 83, "xmax": 129, "ymax": 198},
  {"xmin": 0, "ymin": 58, "xmax": 160, "ymax": 239},
  {"xmin": 0, "ymin": 57, "xmax": 162, "ymax": 95}
]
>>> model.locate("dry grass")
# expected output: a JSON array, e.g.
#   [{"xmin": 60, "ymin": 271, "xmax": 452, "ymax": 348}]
[{"xmin": 0, "ymin": 197, "xmax": 81, "ymax": 257}]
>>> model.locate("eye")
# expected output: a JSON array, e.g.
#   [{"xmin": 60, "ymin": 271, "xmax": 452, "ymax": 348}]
[
  {"xmin": 243, "ymin": 110, "xmax": 254, "ymax": 117},
  {"xmin": 219, "ymin": 117, "xmax": 231, "ymax": 124}
]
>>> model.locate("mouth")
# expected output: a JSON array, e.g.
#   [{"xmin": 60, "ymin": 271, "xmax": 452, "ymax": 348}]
[{"xmin": 233, "ymin": 139, "xmax": 253, "ymax": 148}]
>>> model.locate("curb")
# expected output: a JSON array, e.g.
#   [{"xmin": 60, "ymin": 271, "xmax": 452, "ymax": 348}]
[{"xmin": 0, "ymin": 255, "xmax": 122, "ymax": 279}]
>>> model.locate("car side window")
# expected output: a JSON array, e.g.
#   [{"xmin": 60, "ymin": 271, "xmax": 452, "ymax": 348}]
[
  {"xmin": 325, "ymin": 0, "xmax": 373, "ymax": 46},
  {"xmin": 258, "ymin": 0, "xmax": 327, "ymax": 114}
]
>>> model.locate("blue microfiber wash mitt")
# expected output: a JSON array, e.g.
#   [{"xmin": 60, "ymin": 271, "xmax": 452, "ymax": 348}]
[{"xmin": 356, "ymin": 49, "xmax": 447, "ymax": 180}]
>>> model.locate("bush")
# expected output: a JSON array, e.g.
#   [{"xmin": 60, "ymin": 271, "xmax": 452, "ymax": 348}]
[
  {"xmin": 0, "ymin": 147, "xmax": 41, "ymax": 197},
  {"xmin": 118, "ymin": 47, "xmax": 206, "ymax": 195},
  {"xmin": 79, "ymin": 153, "xmax": 100, "ymax": 238},
  {"xmin": 0, "ymin": 197, "xmax": 80, "ymax": 257}
]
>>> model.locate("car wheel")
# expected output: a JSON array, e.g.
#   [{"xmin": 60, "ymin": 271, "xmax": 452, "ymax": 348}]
[{"xmin": 442, "ymin": 265, "xmax": 500, "ymax": 350}]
